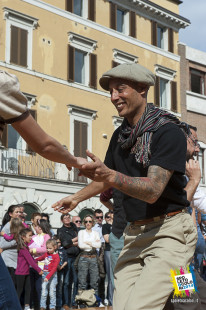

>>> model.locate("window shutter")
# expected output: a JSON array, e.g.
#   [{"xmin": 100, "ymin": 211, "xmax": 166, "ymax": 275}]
[
  {"xmin": 68, "ymin": 45, "xmax": 74, "ymax": 82},
  {"xmin": 27, "ymin": 109, "xmax": 37, "ymax": 152},
  {"xmin": 112, "ymin": 61, "xmax": 119, "ymax": 68},
  {"xmin": 74, "ymin": 120, "xmax": 88, "ymax": 182},
  {"xmin": 130, "ymin": 11, "xmax": 136, "ymax": 38},
  {"xmin": 168, "ymin": 28, "xmax": 174, "ymax": 53},
  {"xmin": 10, "ymin": 26, "xmax": 18, "ymax": 65},
  {"xmin": 171, "ymin": 81, "xmax": 177, "ymax": 112},
  {"xmin": 90, "ymin": 53, "xmax": 97, "ymax": 89},
  {"xmin": 110, "ymin": 2, "xmax": 117, "ymax": 30},
  {"xmin": 1, "ymin": 125, "xmax": 8, "ymax": 148},
  {"xmin": 88, "ymin": 0, "xmax": 96, "ymax": 21},
  {"xmin": 20, "ymin": 28, "xmax": 28, "ymax": 67},
  {"xmin": 154, "ymin": 76, "xmax": 160, "ymax": 107},
  {"xmin": 151, "ymin": 21, "xmax": 157, "ymax": 46},
  {"xmin": 66, "ymin": 0, "xmax": 73, "ymax": 12},
  {"xmin": 10, "ymin": 26, "xmax": 28, "ymax": 67}
]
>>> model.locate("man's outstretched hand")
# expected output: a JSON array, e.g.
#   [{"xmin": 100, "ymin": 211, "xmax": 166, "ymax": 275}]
[
  {"xmin": 79, "ymin": 150, "xmax": 115, "ymax": 183},
  {"xmin": 66, "ymin": 156, "xmax": 88, "ymax": 171},
  {"xmin": 52, "ymin": 195, "xmax": 78, "ymax": 214}
]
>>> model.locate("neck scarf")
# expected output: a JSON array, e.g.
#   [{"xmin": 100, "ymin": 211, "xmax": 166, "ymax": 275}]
[{"xmin": 118, "ymin": 103, "xmax": 186, "ymax": 167}]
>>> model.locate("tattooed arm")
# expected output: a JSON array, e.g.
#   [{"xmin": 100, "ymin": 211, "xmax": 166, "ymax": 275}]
[
  {"xmin": 113, "ymin": 165, "xmax": 173, "ymax": 204},
  {"xmin": 78, "ymin": 151, "xmax": 173, "ymax": 204}
]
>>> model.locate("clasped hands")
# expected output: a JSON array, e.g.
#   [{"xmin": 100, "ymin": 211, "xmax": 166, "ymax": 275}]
[{"xmin": 52, "ymin": 150, "xmax": 114, "ymax": 214}]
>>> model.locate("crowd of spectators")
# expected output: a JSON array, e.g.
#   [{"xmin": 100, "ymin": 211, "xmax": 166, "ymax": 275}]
[{"xmin": 0, "ymin": 206, "xmax": 114, "ymax": 310}]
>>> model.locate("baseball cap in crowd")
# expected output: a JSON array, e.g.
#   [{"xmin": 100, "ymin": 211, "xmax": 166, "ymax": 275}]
[{"xmin": 99, "ymin": 63, "xmax": 156, "ymax": 91}]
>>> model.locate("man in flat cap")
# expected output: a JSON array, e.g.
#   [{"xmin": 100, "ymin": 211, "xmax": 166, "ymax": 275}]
[{"xmin": 53, "ymin": 63, "xmax": 197, "ymax": 310}]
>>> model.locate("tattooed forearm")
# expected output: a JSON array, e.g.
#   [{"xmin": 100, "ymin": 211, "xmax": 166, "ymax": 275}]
[{"xmin": 113, "ymin": 165, "xmax": 173, "ymax": 204}]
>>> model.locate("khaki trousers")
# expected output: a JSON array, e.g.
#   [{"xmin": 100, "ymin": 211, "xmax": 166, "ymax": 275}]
[{"xmin": 113, "ymin": 212, "xmax": 197, "ymax": 310}]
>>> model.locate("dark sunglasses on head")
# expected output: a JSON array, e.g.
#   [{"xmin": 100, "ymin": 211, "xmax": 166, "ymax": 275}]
[
  {"xmin": 85, "ymin": 220, "xmax": 92, "ymax": 223},
  {"xmin": 75, "ymin": 220, "xmax": 82, "ymax": 223},
  {"xmin": 105, "ymin": 216, "xmax": 111, "ymax": 219},
  {"xmin": 96, "ymin": 216, "xmax": 103, "ymax": 219}
]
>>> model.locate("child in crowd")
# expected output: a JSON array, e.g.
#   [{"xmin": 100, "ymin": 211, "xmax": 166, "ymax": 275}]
[
  {"xmin": 29, "ymin": 219, "xmax": 51, "ymax": 309},
  {"xmin": 36, "ymin": 239, "xmax": 60, "ymax": 310},
  {"xmin": 30, "ymin": 212, "xmax": 42, "ymax": 235},
  {"xmin": 53, "ymin": 235, "xmax": 68, "ymax": 310},
  {"xmin": 0, "ymin": 218, "xmax": 25, "ymax": 241},
  {"xmin": 15, "ymin": 228, "xmax": 43, "ymax": 310}
]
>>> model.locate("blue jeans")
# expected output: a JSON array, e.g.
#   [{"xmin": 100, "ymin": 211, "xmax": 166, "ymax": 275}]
[
  {"xmin": 63, "ymin": 257, "xmax": 78, "ymax": 306},
  {"xmin": 0, "ymin": 256, "xmax": 22, "ymax": 310},
  {"xmin": 40, "ymin": 272, "xmax": 57, "ymax": 309},
  {"xmin": 56, "ymin": 269, "xmax": 64, "ymax": 308}
]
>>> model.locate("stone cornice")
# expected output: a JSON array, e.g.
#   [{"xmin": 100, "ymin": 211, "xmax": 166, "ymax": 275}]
[{"xmin": 129, "ymin": 0, "xmax": 190, "ymax": 29}]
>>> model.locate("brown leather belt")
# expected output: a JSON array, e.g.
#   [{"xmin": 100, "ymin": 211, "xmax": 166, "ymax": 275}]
[
  {"xmin": 81, "ymin": 255, "xmax": 96, "ymax": 258},
  {"xmin": 131, "ymin": 210, "xmax": 184, "ymax": 226}
]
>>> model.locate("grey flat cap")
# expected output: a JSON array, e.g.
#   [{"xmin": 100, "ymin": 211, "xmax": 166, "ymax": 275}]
[{"xmin": 99, "ymin": 63, "xmax": 155, "ymax": 90}]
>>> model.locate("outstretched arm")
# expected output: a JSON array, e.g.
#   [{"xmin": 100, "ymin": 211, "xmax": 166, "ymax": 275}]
[
  {"xmin": 12, "ymin": 115, "xmax": 87, "ymax": 169},
  {"xmin": 52, "ymin": 181, "xmax": 110, "ymax": 213},
  {"xmin": 78, "ymin": 150, "xmax": 173, "ymax": 204}
]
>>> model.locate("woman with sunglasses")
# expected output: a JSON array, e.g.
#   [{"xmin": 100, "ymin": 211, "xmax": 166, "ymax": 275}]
[{"xmin": 77, "ymin": 215, "xmax": 101, "ymax": 296}]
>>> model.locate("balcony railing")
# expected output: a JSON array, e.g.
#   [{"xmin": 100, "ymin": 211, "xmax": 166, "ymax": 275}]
[{"xmin": 0, "ymin": 147, "xmax": 71, "ymax": 182}]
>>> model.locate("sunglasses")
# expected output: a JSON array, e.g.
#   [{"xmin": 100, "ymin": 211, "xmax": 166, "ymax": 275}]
[
  {"xmin": 105, "ymin": 216, "xmax": 111, "ymax": 219},
  {"xmin": 75, "ymin": 220, "xmax": 82, "ymax": 223},
  {"xmin": 96, "ymin": 216, "xmax": 103, "ymax": 219},
  {"xmin": 187, "ymin": 135, "xmax": 200, "ymax": 148},
  {"xmin": 85, "ymin": 220, "xmax": 92, "ymax": 224}
]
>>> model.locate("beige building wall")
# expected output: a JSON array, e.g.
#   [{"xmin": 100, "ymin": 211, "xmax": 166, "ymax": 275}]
[{"xmin": 0, "ymin": 0, "xmax": 191, "ymax": 223}]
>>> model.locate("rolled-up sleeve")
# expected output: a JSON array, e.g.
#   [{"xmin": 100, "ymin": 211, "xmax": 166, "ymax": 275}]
[{"xmin": 0, "ymin": 70, "xmax": 29, "ymax": 124}]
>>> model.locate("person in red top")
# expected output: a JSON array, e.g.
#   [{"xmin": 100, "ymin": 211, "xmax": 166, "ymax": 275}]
[
  {"xmin": 15, "ymin": 228, "xmax": 43, "ymax": 310},
  {"xmin": 36, "ymin": 239, "xmax": 60, "ymax": 310}
]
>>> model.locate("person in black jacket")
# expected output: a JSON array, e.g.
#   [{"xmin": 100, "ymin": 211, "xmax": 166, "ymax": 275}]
[{"xmin": 57, "ymin": 214, "xmax": 80, "ymax": 310}]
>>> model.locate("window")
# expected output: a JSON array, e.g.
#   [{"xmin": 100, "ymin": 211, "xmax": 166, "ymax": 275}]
[
  {"xmin": 117, "ymin": 8, "xmax": 125, "ymax": 33},
  {"xmin": 74, "ymin": 49, "xmax": 86, "ymax": 84},
  {"xmin": 151, "ymin": 21, "xmax": 174, "ymax": 52},
  {"xmin": 190, "ymin": 69, "xmax": 206, "ymax": 95},
  {"xmin": 154, "ymin": 65, "xmax": 177, "ymax": 112},
  {"xmin": 110, "ymin": 3, "xmax": 136, "ymax": 37},
  {"xmin": 68, "ymin": 105, "xmax": 97, "ymax": 183},
  {"xmin": 74, "ymin": 0, "xmax": 82, "ymax": 16},
  {"xmin": 4, "ymin": 7, "xmax": 38, "ymax": 69},
  {"xmin": 65, "ymin": 0, "xmax": 96, "ymax": 21},
  {"xmin": 159, "ymin": 79, "xmax": 167, "ymax": 109},
  {"xmin": 68, "ymin": 32, "xmax": 97, "ymax": 88},
  {"xmin": 157, "ymin": 26, "xmax": 164, "ymax": 49}
]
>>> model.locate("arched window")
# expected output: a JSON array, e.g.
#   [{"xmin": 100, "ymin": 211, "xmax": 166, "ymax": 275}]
[{"xmin": 23, "ymin": 203, "xmax": 40, "ymax": 222}]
